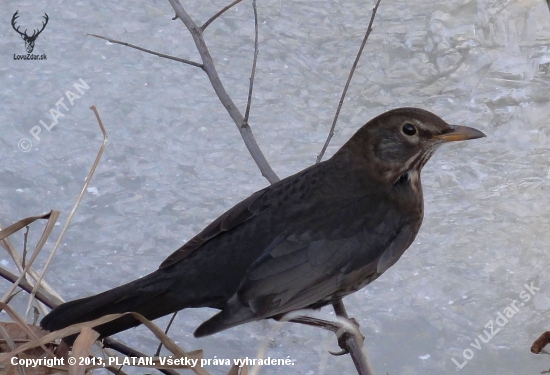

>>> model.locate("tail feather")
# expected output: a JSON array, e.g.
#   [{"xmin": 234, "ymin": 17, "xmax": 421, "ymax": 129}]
[
  {"xmin": 193, "ymin": 296, "xmax": 256, "ymax": 338},
  {"xmin": 40, "ymin": 269, "xmax": 180, "ymax": 340}
]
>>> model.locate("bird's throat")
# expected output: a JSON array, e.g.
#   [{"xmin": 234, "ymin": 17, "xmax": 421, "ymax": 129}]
[{"xmin": 393, "ymin": 169, "xmax": 422, "ymax": 194}]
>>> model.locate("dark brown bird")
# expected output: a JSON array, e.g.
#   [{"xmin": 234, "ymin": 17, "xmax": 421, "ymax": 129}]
[{"xmin": 41, "ymin": 107, "xmax": 485, "ymax": 339}]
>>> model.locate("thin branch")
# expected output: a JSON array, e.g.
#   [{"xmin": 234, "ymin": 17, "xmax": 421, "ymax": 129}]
[
  {"xmin": 22, "ymin": 226, "xmax": 29, "ymax": 269},
  {"xmin": 88, "ymin": 34, "xmax": 203, "ymax": 69},
  {"xmin": 201, "ymin": 0, "xmax": 245, "ymax": 31},
  {"xmin": 243, "ymin": 0, "xmax": 259, "ymax": 124},
  {"xmin": 89, "ymin": 1, "xmax": 279, "ymax": 183},
  {"xmin": 101, "ymin": 341, "xmax": 179, "ymax": 375},
  {"xmin": 155, "ymin": 312, "xmax": 178, "ymax": 356},
  {"xmin": 316, "ymin": 0, "xmax": 382, "ymax": 164},
  {"xmin": 0, "ymin": 267, "xmax": 59, "ymax": 308},
  {"xmin": 167, "ymin": 0, "xmax": 280, "ymax": 183},
  {"xmin": 332, "ymin": 300, "xmax": 373, "ymax": 375},
  {"xmin": 26, "ymin": 106, "xmax": 109, "ymax": 313}
]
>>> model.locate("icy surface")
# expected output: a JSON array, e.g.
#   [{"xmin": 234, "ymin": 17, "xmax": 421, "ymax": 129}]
[{"xmin": 1, "ymin": 0, "xmax": 550, "ymax": 374}]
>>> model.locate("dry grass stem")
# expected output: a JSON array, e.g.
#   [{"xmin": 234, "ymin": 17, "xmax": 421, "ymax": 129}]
[
  {"xmin": 1, "ymin": 212, "xmax": 59, "ymax": 305},
  {"xmin": 26, "ymin": 106, "xmax": 109, "ymax": 315}
]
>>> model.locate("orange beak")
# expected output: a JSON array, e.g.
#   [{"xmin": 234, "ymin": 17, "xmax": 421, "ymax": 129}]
[{"xmin": 434, "ymin": 125, "xmax": 486, "ymax": 142}]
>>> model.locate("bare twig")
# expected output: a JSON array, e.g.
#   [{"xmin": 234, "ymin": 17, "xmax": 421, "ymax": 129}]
[
  {"xmin": 167, "ymin": 0, "xmax": 279, "ymax": 183},
  {"xmin": 201, "ymin": 0, "xmax": 245, "ymax": 31},
  {"xmin": 0, "ymin": 266, "xmax": 60, "ymax": 308},
  {"xmin": 88, "ymin": 34, "xmax": 203, "ymax": 68},
  {"xmin": 101, "ymin": 341, "xmax": 180, "ymax": 375},
  {"xmin": 316, "ymin": 0, "xmax": 382, "ymax": 164},
  {"xmin": 243, "ymin": 0, "xmax": 259, "ymax": 125},
  {"xmin": 90, "ymin": 2, "xmax": 279, "ymax": 183},
  {"xmin": 26, "ymin": 106, "xmax": 109, "ymax": 314},
  {"xmin": 155, "ymin": 312, "xmax": 178, "ymax": 356},
  {"xmin": 22, "ymin": 226, "xmax": 29, "ymax": 269}
]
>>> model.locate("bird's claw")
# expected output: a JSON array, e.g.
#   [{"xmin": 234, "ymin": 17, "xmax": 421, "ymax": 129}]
[{"xmin": 329, "ymin": 348, "xmax": 349, "ymax": 356}]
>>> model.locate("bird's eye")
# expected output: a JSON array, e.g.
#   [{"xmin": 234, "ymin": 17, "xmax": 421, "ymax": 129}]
[{"xmin": 402, "ymin": 123, "xmax": 417, "ymax": 136}]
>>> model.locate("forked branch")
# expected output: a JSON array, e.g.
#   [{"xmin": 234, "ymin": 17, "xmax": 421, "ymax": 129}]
[
  {"xmin": 86, "ymin": 1, "xmax": 385, "ymax": 374},
  {"xmin": 168, "ymin": 0, "xmax": 279, "ymax": 183},
  {"xmin": 201, "ymin": 0, "xmax": 245, "ymax": 31}
]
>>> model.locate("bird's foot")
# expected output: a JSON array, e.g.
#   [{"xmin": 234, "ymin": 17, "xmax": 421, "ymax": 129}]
[{"xmin": 329, "ymin": 317, "xmax": 364, "ymax": 356}]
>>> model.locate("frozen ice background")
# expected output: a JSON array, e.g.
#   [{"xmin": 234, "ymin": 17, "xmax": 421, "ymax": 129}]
[{"xmin": 1, "ymin": 0, "xmax": 550, "ymax": 374}]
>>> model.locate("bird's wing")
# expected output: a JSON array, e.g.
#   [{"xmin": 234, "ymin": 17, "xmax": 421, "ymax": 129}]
[
  {"xmin": 194, "ymin": 218, "xmax": 417, "ymax": 337},
  {"xmin": 241, "ymin": 236, "xmax": 367, "ymax": 316},
  {"xmin": 159, "ymin": 188, "xmax": 270, "ymax": 268},
  {"xmin": 160, "ymin": 161, "xmax": 328, "ymax": 269},
  {"xmin": 239, "ymin": 219, "xmax": 417, "ymax": 317},
  {"xmin": 159, "ymin": 161, "xmax": 352, "ymax": 268}
]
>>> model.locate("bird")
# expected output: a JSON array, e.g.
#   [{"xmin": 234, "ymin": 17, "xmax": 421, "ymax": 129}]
[{"xmin": 40, "ymin": 107, "xmax": 485, "ymax": 341}]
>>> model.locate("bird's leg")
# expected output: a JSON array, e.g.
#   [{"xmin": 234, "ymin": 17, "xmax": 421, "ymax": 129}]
[
  {"xmin": 332, "ymin": 299, "xmax": 353, "ymax": 355},
  {"xmin": 330, "ymin": 300, "xmax": 364, "ymax": 355},
  {"xmin": 282, "ymin": 315, "xmax": 351, "ymax": 354},
  {"xmin": 279, "ymin": 302, "xmax": 372, "ymax": 375},
  {"xmin": 282, "ymin": 315, "xmax": 341, "ymax": 332},
  {"xmin": 279, "ymin": 304, "xmax": 365, "ymax": 354}
]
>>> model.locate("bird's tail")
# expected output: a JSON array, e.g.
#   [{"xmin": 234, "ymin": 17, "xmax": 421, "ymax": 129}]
[{"xmin": 40, "ymin": 269, "xmax": 182, "ymax": 341}]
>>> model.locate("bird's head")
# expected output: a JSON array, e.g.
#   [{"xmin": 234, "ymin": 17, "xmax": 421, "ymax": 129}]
[{"xmin": 339, "ymin": 107, "xmax": 486, "ymax": 185}]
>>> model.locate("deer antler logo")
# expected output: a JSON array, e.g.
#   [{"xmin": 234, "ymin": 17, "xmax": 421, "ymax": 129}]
[{"xmin": 11, "ymin": 11, "xmax": 49, "ymax": 54}]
